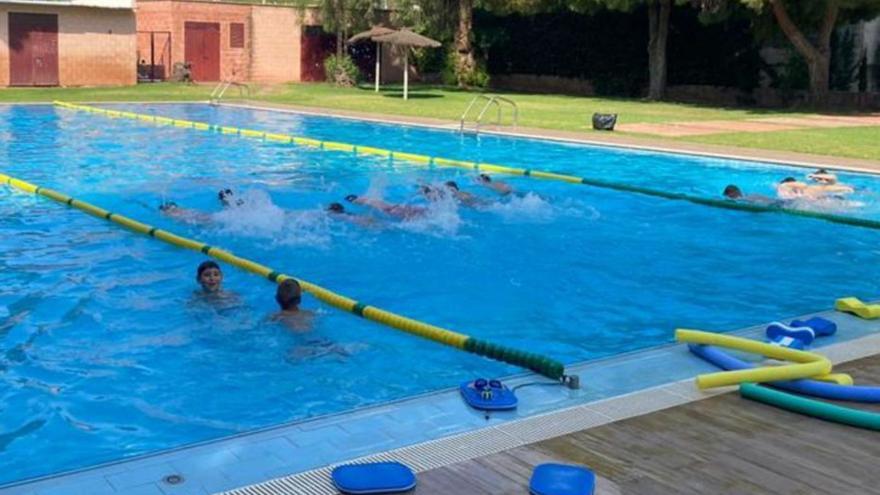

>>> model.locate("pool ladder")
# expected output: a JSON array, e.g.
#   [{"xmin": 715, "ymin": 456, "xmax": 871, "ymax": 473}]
[
  {"xmin": 459, "ymin": 94, "xmax": 518, "ymax": 134},
  {"xmin": 210, "ymin": 80, "xmax": 250, "ymax": 106}
]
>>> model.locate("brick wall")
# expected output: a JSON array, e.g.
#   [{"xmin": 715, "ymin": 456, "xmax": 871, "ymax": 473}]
[
  {"xmin": 249, "ymin": 5, "xmax": 299, "ymax": 83},
  {"xmin": 137, "ymin": 0, "xmax": 308, "ymax": 83},
  {"xmin": 0, "ymin": 12, "xmax": 7, "ymax": 85},
  {"xmin": 0, "ymin": 5, "xmax": 136, "ymax": 86}
]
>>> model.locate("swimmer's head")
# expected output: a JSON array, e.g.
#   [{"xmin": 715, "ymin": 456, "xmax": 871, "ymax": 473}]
[
  {"xmin": 808, "ymin": 168, "xmax": 837, "ymax": 184},
  {"xmin": 444, "ymin": 181, "xmax": 459, "ymax": 191},
  {"xmin": 327, "ymin": 202, "xmax": 345, "ymax": 214},
  {"xmin": 723, "ymin": 185, "xmax": 742, "ymax": 199},
  {"xmin": 276, "ymin": 278, "xmax": 302, "ymax": 311},
  {"xmin": 420, "ymin": 185, "xmax": 444, "ymax": 201},
  {"xmin": 196, "ymin": 261, "xmax": 222, "ymax": 293},
  {"xmin": 780, "ymin": 177, "xmax": 797, "ymax": 184},
  {"xmin": 218, "ymin": 188, "xmax": 244, "ymax": 207},
  {"xmin": 159, "ymin": 201, "xmax": 178, "ymax": 212},
  {"xmin": 478, "ymin": 173, "xmax": 491, "ymax": 183}
]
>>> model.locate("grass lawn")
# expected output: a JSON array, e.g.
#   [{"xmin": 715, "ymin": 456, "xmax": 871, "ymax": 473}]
[
  {"xmin": 254, "ymin": 83, "xmax": 794, "ymax": 126},
  {"xmin": 1, "ymin": 82, "xmax": 876, "ymax": 161},
  {"xmin": 687, "ymin": 127, "xmax": 880, "ymax": 161},
  {"xmin": 0, "ymin": 83, "xmax": 213, "ymax": 103}
]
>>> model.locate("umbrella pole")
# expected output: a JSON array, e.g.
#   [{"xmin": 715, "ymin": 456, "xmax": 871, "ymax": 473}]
[
  {"xmin": 375, "ymin": 43, "xmax": 380, "ymax": 92},
  {"xmin": 403, "ymin": 49, "xmax": 409, "ymax": 100}
]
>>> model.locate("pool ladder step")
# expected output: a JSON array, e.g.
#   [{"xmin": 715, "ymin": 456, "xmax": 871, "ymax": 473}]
[
  {"xmin": 210, "ymin": 80, "xmax": 250, "ymax": 106},
  {"xmin": 459, "ymin": 94, "xmax": 518, "ymax": 134}
]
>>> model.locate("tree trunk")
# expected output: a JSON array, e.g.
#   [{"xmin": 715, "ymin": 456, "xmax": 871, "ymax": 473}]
[
  {"xmin": 455, "ymin": 0, "xmax": 476, "ymax": 86},
  {"xmin": 768, "ymin": 0, "xmax": 839, "ymax": 107},
  {"xmin": 646, "ymin": 0, "xmax": 671, "ymax": 100}
]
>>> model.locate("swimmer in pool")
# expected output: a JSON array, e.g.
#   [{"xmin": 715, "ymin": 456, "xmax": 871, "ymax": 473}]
[
  {"xmin": 344, "ymin": 194, "xmax": 427, "ymax": 220},
  {"xmin": 444, "ymin": 181, "xmax": 486, "ymax": 207},
  {"xmin": 777, "ymin": 177, "xmax": 853, "ymax": 201},
  {"xmin": 159, "ymin": 201, "xmax": 212, "ymax": 224},
  {"xmin": 326, "ymin": 202, "xmax": 377, "ymax": 227},
  {"xmin": 274, "ymin": 278, "xmax": 314, "ymax": 332},
  {"xmin": 218, "ymin": 188, "xmax": 245, "ymax": 207},
  {"xmin": 722, "ymin": 185, "xmax": 780, "ymax": 206},
  {"xmin": 477, "ymin": 173, "xmax": 513, "ymax": 196},
  {"xmin": 196, "ymin": 261, "xmax": 223, "ymax": 293}
]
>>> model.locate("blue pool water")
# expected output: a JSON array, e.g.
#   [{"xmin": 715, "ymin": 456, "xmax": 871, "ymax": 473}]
[{"xmin": 1, "ymin": 103, "xmax": 879, "ymax": 484}]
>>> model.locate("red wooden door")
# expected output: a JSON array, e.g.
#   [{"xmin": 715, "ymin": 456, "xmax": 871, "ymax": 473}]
[
  {"xmin": 300, "ymin": 26, "xmax": 335, "ymax": 82},
  {"xmin": 184, "ymin": 22, "xmax": 220, "ymax": 82},
  {"xmin": 8, "ymin": 13, "xmax": 59, "ymax": 86}
]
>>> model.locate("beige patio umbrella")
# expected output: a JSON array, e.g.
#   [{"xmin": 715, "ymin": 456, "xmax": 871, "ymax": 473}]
[
  {"xmin": 348, "ymin": 26, "xmax": 398, "ymax": 93},
  {"xmin": 371, "ymin": 29, "xmax": 441, "ymax": 100}
]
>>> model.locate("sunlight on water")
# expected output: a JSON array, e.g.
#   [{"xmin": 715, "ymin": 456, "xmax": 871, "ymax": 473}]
[{"xmin": 2, "ymin": 103, "xmax": 880, "ymax": 484}]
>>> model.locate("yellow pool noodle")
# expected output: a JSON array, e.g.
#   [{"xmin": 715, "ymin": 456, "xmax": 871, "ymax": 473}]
[{"xmin": 676, "ymin": 329, "xmax": 832, "ymax": 389}]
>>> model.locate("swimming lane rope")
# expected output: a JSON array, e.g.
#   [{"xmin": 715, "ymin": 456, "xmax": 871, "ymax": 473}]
[
  {"xmin": 0, "ymin": 172, "xmax": 566, "ymax": 380},
  {"xmin": 53, "ymin": 101, "xmax": 880, "ymax": 233}
]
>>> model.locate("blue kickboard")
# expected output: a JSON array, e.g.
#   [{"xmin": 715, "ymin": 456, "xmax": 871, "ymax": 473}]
[
  {"xmin": 766, "ymin": 322, "xmax": 815, "ymax": 345},
  {"xmin": 530, "ymin": 463, "xmax": 595, "ymax": 495},
  {"xmin": 331, "ymin": 462, "xmax": 416, "ymax": 494},
  {"xmin": 791, "ymin": 316, "xmax": 837, "ymax": 337},
  {"xmin": 460, "ymin": 380, "xmax": 518, "ymax": 411}
]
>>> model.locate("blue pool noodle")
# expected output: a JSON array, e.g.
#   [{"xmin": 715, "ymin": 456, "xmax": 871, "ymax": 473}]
[{"xmin": 688, "ymin": 344, "xmax": 880, "ymax": 403}]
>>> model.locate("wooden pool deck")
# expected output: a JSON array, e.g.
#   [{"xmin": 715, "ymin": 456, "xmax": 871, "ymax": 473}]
[{"xmin": 413, "ymin": 356, "xmax": 880, "ymax": 495}]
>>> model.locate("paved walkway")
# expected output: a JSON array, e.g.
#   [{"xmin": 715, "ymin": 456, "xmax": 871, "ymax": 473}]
[{"xmin": 232, "ymin": 101, "xmax": 880, "ymax": 175}]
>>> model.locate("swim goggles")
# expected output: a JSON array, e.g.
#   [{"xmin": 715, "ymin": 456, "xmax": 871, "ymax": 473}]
[{"xmin": 473, "ymin": 378, "xmax": 504, "ymax": 399}]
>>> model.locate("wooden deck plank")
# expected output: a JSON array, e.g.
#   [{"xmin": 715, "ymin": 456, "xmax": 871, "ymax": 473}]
[{"xmin": 414, "ymin": 356, "xmax": 880, "ymax": 495}]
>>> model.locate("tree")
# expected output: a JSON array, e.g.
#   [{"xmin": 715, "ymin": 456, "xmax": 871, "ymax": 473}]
[
  {"xmin": 293, "ymin": 0, "xmax": 376, "ymax": 59},
  {"xmin": 738, "ymin": 0, "xmax": 880, "ymax": 106},
  {"xmin": 396, "ymin": 0, "xmax": 478, "ymax": 86},
  {"xmin": 646, "ymin": 0, "xmax": 672, "ymax": 99},
  {"xmin": 544, "ymin": 0, "xmax": 678, "ymax": 100},
  {"xmin": 455, "ymin": 0, "xmax": 478, "ymax": 85}
]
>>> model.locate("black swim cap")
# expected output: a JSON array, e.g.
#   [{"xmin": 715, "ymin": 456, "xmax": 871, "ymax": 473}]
[
  {"xmin": 327, "ymin": 202, "xmax": 345, "ymax": 213},
  {"xmin": 478, "ymin": 174, "xmax": 491, "ymax": 183}
]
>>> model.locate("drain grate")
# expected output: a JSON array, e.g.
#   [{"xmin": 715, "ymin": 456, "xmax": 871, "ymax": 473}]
[
  {"xmin": 218, "ymin": 381, "xmax": 695, "ymax": 495},
  {"xmin": 218, "ymin": 333, "xmax": 880, "ymax": 495}
]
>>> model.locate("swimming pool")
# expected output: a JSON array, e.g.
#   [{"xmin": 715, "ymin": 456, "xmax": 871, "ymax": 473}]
[{"xmin": 2, "ymin": 103, "xmax": 879, "ymax": 485}]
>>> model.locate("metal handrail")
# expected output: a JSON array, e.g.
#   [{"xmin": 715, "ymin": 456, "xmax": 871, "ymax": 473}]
[
  {"xmin": 459, "ymin": 94, "xmax": 494, "ymax": 132},
  {"xmin": 459, "ymin": 94, "xmax": 518, "ymax": 134},
  {"xmin": 210, "ymin": 80, "xmax": 250, "ymax": 105}
]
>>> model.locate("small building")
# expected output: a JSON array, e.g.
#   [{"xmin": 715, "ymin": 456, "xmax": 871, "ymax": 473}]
[
  {"xmin": 0, "ymin": 0, "xmax": 136, "ymax": 86},
  {"xmin": 136, "ymin": 0, "xmax": 330, "ymax": 83}
]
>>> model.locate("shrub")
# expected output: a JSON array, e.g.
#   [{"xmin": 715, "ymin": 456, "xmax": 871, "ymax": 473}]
[
  {"xmin": 324, "ymin": 54, "xmax": 361, "ymax": 87},
  {"xmin": 441, "ymin": 47, "xmax": 490, "ymax": 88}
]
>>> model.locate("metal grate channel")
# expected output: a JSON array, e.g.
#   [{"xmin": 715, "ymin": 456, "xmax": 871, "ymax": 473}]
[
  {"xmin": 219, "ymin": 333, "xmax": 880, "ymax": 495},
  {"xmin": 218, "ymin": 380, "xmax": 697, "ymax": 495}
]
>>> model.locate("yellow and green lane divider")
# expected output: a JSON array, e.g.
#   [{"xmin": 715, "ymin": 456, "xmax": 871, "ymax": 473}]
[
  {"xmin": 54, "ymin": 100, "xmax": 880, "ymax": 233},
  {"xmin": 1, "ymin": 172, "xmax": 566, "ymax": 380}
]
